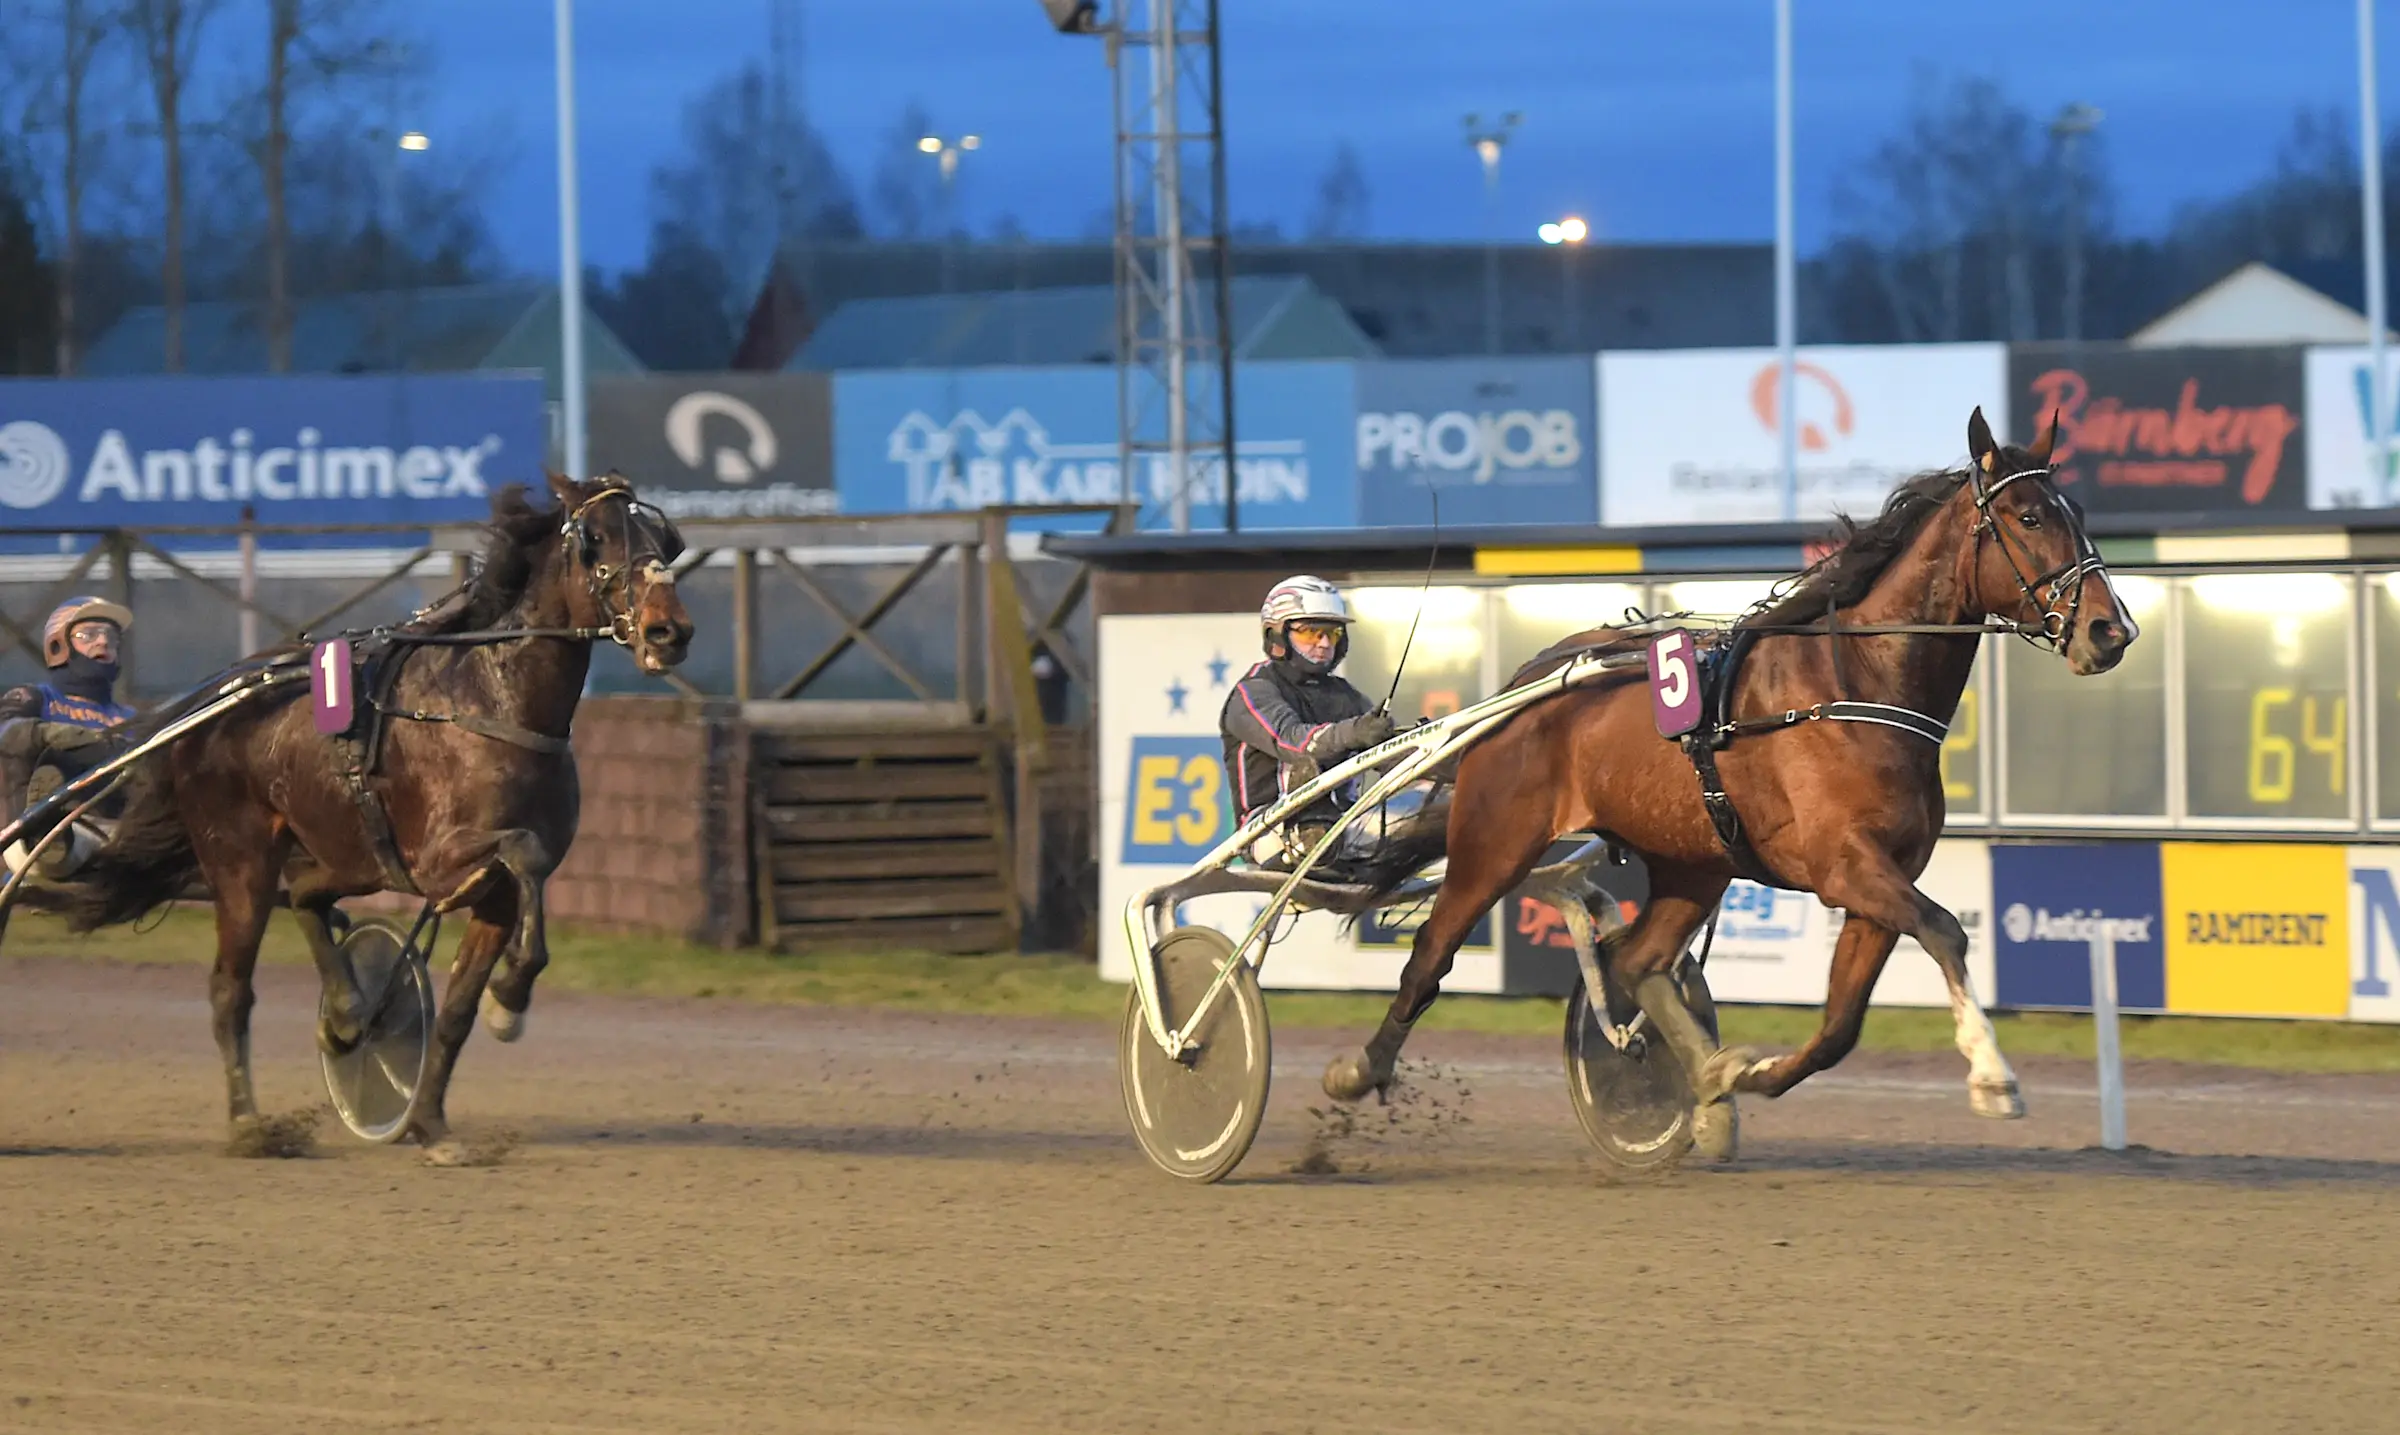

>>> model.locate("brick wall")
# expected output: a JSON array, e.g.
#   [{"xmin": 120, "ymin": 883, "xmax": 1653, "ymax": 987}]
[{"xmin": 547, "ymin": 695, "xmax": 749, "ymax": 945}]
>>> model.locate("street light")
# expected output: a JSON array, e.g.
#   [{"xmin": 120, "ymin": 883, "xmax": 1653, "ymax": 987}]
[
  {"xmin": 2050, "ymin": 101, "xmax": 2103, "ymax": 343},
  {"xmin": 1539, "ymin": 215, "xmax": 1588, "ymax": 351},
  {"xmin": 1464, "ymin": 111, "xmax": 1520, "ymax": 355},
  {"xmin": 919, "ymin": 133, "xmax": 981, "ymax": 292},
  {"xmin": 397, "ymin": 130, "xmax": 429, "ymax": 151}
]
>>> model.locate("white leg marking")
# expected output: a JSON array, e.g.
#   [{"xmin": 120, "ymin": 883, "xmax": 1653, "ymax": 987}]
[{"xmin": 1946, "ymin": 968, "xmax": 2024, "ymax": 1119}]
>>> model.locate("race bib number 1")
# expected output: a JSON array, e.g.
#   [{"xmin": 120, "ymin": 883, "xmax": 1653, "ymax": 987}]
[
  {"xmin": 1646, "ymin": 628, "xmax": 1702, "ymax": 738},
  {"xmin": 310, "ymin": 639, "xmax": 354, "ymax": 734}
]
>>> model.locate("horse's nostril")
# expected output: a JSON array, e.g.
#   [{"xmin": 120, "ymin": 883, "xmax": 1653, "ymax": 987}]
[{"xmin": 643, "ymin": 622, "xmax": 680, "ymax": 648}]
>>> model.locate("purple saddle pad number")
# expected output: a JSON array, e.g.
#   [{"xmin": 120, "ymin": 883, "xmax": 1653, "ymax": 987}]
[
  {"xmin": 310, "ymin": 639, "xmax": 355, "ymax": 735},
  {"xmin": 1646, "ymin": 628, "xmax": 1702, "ymax": 738}
]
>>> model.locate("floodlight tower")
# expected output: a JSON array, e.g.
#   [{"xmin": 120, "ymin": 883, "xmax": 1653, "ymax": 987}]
[{"xmin": 1044, "ymin": 0, "xmax": 1237, "ymax": 532}]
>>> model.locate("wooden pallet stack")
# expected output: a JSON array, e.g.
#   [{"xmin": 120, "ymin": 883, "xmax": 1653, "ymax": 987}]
[{"xmin": 750, "ymin": 725, "xmax": 1018, "ymax": 954}]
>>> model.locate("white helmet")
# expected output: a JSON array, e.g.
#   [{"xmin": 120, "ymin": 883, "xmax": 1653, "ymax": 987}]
[{"xmin": 1260, "ymin": 575, "xmax": 1352, "ymax": 673}]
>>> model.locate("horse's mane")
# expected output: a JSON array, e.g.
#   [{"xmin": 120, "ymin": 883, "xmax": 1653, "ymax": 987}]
[
  {"xmin": 425, "ymin": 484, "xmax": 561, "ymax": 633},
  {"xmin": 1743, "ymin": 467, "xmax": 1966, "ymax": 628}
]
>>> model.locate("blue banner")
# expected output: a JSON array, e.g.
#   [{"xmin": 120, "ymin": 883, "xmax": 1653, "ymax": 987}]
[
  {"xmin": 1991, "ymin": 843, "xmax": 2166, "ymax": 1011},
  {"xmin": 1354, "ymin": 356, "xmax": 1597, "ymax": 527},
  {"xmin": 0, "ymin": 375, "xmax": 544, "ymax": 541},
  {"xmin": 832, "ymin": 362, "xmax": 1357, "ymax": 530}
]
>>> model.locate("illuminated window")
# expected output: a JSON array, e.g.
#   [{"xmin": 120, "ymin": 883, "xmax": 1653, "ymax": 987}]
[
  {"xmin": 2182, "ymin": 573, "xmax": 2353, "ymax": 824},
  {"xmin": 1493, "ymin": 582, "xmax": 1643, "ymax": 677},
  {"xmin": 1344, "ymin": 586, "xmax": 1486, "ymax": 723},
  {"xmin": 2003, "ymin": 575, "xmax": 2169, "ymax": 820}
]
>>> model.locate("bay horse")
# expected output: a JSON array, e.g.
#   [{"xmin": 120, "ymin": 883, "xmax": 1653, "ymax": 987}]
[
  {"xmin": 1326, "ymin": 410, "xmax": 2135, "ymax": 1144},
  {"xmin": 52, "ymin": 473, "xmax": 692, "ymax": 1164}
]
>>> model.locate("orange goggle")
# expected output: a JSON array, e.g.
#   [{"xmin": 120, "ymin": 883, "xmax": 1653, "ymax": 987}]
[{"xmin": 1286, "ymin": 620, "xmax": 1345, "ymax": 644}]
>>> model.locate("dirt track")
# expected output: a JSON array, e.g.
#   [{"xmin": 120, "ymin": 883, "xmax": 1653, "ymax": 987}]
[{"xmin": 4, "ymin": 956, "xmax": 2398, "ymax": 1434}]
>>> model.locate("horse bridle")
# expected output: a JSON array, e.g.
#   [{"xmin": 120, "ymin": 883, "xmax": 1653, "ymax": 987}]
[
  {"xmin": 562, "ymin": 481, "xmax": 685, "ymax": 648},
  {"xmin": 1965, "ymin": 461, "xmax": 2113, "ymax": 653}
]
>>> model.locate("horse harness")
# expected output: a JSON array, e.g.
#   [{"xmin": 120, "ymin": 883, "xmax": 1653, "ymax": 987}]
[
  {"xmin": 1675, "ymin": 461, "xmax": 2112, "ymax": 889},
  {"xmin": 324, "ymin": 482, "xmax": 685, "ymax": 895}
]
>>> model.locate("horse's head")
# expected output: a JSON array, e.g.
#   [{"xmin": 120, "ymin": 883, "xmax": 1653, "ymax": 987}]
[
  {"xmin": 546, "ymin": 471, "xmax": 694, "ymax": 675},
  {"xmin": 1962, "ymin": 406, "xmax": 2135, "ymax": 676}
]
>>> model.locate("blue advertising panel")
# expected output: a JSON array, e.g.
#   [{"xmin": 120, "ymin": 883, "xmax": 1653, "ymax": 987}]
[
  {"xmin": 1119, "ymin": 735, "xmax": 1234, "ymax": 866},
  {"xmin": 0, "ymin": 376, "xmax": 543, "ymax": 544},
  {"xmin": 1991, "ymin": 843, "xmax": 2166, "ymax": 1011},
  {"xmin": 1354, "ymin": 356, "xmax": 1597, "ymax": 527},
  {"xmin": 833, "ymin": 362, "xmax": 1356, "ymax": 530}
]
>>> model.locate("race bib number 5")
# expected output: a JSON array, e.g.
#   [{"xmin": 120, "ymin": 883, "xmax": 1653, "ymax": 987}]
[{"xmin": 1646, "ymin": 628, "xmax": 1701, "ymax": 738}]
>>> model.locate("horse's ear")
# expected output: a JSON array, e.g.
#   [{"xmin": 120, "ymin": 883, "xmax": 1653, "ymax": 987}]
[
  {"xmin": 545, "ymin": 471, "xmax": 580, "ymax": 507},
  {"xmin": 2029, "ymin": 408, "xmax": 2060, "ymax": 465},
  {"xmin": 1966, "ymin": 407, "xmax": 2000, "ymax": 473}
]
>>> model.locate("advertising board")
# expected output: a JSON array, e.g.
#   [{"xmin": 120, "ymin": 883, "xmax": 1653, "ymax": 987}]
[
  {"xmin": 2346, "ymin": 846, "xmax": 2400, "ymax": 1023},
  {"xmin": 1597, "ymin": 344, "xmax": 2005, "ymax": 526},
  {"xmin": 1354, "ymin": 356, "xmax": 1596, "ymax": 527},
  {"xmin": 1700, "ymin": 840, "xmax": 1991, "ymax": 1010},
  {"xmin": 0, "ymin": 375, "xmax": 540, "ymax": 539},
  {"xmin": 2159, "ymin": 843, "xmax": 2349, "ymax": 1018},
  {"xmin": 834, "ymin": 362, "xmax": 1356, "ymax": 530},
  {"xmin": 1990, "ymin": 843, "xmax": 2165, "ymax": 1011},
  {"xmin": 2008, "ymin": 344, "xmax": 2307, "ymax": 513},
  {"xmin": 1096, "ymin": 611, "xmax": 1502, "ymax": 992},
  {"xmin": 586, "ymin": 374, "xmax": 834, "ymax": 520},
  {"xmin": 2303, "ymin": 345, "xmax": 2400, "ymax": 510}
]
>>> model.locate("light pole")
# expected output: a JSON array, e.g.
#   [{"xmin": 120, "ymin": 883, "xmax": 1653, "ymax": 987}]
[
  {"xmin": 1773, "ymin": 0, "xmax": 1796, "ymax": 522},
  {"xmin": 1538, "ymin": 215, "xmax": 1588, "ymax": 350},
  {"xmin": 555, "ymin": 0, "xmax": 586, "ymax": 481},
  {"xmin": 2361, "ymin": 0, "xmax": 2390, "ymax": 501},
  {"xmin": 918, "ymin": 132, "xmax": 981, "ymax": 294},
  {"xmin": 1465, "ymin": 111, "xmax": 1520, "ymax": 356},
  {"xmin": 2050, "ymin": 101, "xmax": 2103, "ymax": 344}
]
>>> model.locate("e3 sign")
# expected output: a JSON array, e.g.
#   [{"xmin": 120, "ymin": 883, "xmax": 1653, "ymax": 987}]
[{"xmin": 1121, "ymin": 736, "xmax": 1234, "ymax": 864}]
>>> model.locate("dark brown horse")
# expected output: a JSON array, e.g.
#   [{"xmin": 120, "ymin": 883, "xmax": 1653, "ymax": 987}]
[
  {"xmin": 1325, "ymin": 410, "xmax": 2135, "ymax": 1142},
  {"xmin": 54, "ymin": 473, "xmax": 692, "ymax": 1163}
]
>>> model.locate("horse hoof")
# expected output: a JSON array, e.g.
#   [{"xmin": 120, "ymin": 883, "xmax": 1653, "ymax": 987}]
[
  {"xmin": 1970, "ymin": 1080, "xmax": 2026, "ymax": 1120},
  {"xmin": 482, "ymin": 990, "xmax": 526, "ymax": 1043},
  {"xmin": 1321, "ymin": 1052, "xmax": 1388, "ymax": 1103},
  {"xmin": 422, "ymin": 1139, "xmax": 471, "ymax": 1168},
  {"xmin": 1692, "ymin": 1100, "xmax": 1740, "ymax": 1163},
  {"xmin": 1696, "ymin": 1046, "xmax": 1762, "ymax": 1103}
]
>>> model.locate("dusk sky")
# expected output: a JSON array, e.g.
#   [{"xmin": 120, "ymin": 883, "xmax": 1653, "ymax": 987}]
[{"xmin": 398, "ymin": 0, "xmax": 2379, "ymax": 276}]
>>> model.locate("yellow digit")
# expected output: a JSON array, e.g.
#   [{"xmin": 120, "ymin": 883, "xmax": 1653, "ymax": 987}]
[
  {"xmin": 1131, "ymin": 754, "xmax": 1182, "ymax": 845},
  {"xmin": 1176, "ymin": 754, "xmax": 1223, "ymax": 845},
  {"xmin": 2249, "ymin": 688, "xmax": 2294, "ymax": 804},
  {"xmin": 1941, "ymin": 687, "xmax": 1979, "ymax": 801},
  {"xmin": 2303, "ymin": 695, "xmax": 2346, "ymax": 796}
]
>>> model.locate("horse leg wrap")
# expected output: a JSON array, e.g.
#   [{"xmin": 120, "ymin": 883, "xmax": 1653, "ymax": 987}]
[{"xmin": 1632, "ymin": 972, "xmax": 1741, "ymax": 1099}]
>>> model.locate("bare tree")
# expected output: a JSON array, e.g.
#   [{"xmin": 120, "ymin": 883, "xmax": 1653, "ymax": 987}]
[
  {"xmin": 649, "ymin": 61, "xmax": 859, "ymax": 335},
  {"xmin": 253, "ymin": 0, "xmax": 394, "ymax": 369},
  {"xmin": 126, "ymin": 0, "xmax": 223, "ymax": 372},
  {"xmin": 10, "ymin": 0, "xmax": 120, "ymax": 375},
  {"xmin": 1305, "ymin": 142, "xmax": 1370, "ymax": 240}
]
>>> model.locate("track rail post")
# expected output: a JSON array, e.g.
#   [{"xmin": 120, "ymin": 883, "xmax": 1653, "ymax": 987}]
[{"xmin": 2088, "ymin": 925, "xmax": 2127, "ymax": 1151}]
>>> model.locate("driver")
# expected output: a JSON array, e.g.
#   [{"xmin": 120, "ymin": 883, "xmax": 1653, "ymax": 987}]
[
  {"xmin": 1220, "ymin": 576, "xmax": 1396, "ymax": 868},
  {"xmin": 1, "ymin": 597, "xmax": 137, "ymax": 876}
]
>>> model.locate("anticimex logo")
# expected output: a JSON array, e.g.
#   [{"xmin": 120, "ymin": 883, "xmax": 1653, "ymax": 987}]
[{"xmin": 1748, "ymin": 361, "xmax": 1854, "ymax": 452}]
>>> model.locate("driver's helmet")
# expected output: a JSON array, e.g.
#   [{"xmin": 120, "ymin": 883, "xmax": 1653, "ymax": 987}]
[
  {"xmin": 42, "ymin": 596, "xmax": 133, "ymax": 669},
  {"xmin": 1260, "ymin": 575, "xmax": 1352, "ymax": 676}
]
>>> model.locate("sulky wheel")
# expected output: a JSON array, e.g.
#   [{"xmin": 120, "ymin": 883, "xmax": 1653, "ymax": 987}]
[
  {"xmin": 1564, "ymin": 961, "xmax": 1720, "ymax": 1174},
  {"xmin": 317, "ymin": 917, "xmax": 435, "ymax": 1144},
  {"xmin": 1119, "ymin": 926, "xmax": 1272, "ymax": 1184}
]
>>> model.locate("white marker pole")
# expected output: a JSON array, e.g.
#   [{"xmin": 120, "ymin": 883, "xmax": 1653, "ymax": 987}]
[
  {"xmin": 2088, "ymin": 924, "xmax": 2127, "ymax": 1151},
  {"xmin": 554, "ymin": 0, "xmax": 587, "ymax": 481}
]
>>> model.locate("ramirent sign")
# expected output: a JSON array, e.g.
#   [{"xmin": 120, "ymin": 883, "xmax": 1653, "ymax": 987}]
[{"xmin": 0, "ymin": 375, "xmax": 543, "ymax": 534}]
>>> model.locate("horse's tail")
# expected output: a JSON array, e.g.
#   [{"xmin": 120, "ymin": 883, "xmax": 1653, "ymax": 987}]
[
  {"xmin": 51, "ymin": 757, "xmax": 200, "ymax": 933},
  {"xmin": 1342, "ymin": 785, "xmax": 1455, "ymax": 910}
]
